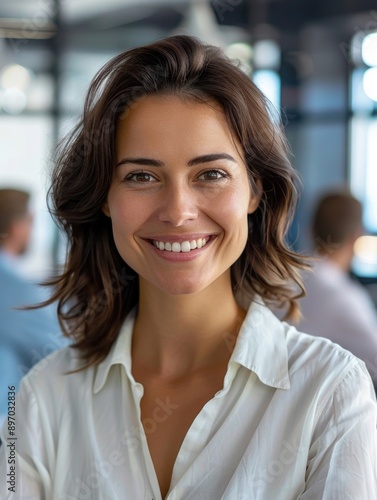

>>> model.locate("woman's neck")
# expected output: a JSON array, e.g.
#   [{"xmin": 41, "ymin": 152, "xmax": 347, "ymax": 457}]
[{"xmin": 131, "ymin": 275, "xmax": 246, "ymax": 380}]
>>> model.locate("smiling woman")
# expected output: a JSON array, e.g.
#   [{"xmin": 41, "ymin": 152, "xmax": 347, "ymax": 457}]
[
  {"xmin": 43, "ymin": 35, "xmax": 308, "ymax": 368},
  {"xmin": 0, "ymin": 35, "xmax": 376, "ymax": 500}
]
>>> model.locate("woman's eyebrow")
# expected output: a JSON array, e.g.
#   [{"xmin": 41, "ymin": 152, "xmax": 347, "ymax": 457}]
[
  {"xmin": 116, "ymin": 153, "xmax": 237, "ymax": 168},
  {"xmin": 116, "ymin": 157, "xmax": 164, "ymax": 167},
  {"xmin": 187, "ymin": 153, "xmax": 237, "ymax": 166}
]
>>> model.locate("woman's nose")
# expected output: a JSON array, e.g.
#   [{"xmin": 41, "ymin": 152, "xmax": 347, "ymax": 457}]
[{"xmin": 158, "ymin": 183, "xmax": 199, "ymax": 226}]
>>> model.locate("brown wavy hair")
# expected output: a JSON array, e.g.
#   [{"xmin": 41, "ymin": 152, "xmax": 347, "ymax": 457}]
[{"xmin": 45, "ymin": 35, "xmax": 308, "ymax": 367}]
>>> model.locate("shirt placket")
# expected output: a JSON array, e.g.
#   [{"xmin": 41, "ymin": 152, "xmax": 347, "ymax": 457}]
[
  {"xmin": 130, "ymin": 379, "xmax": 163, "ymax": 500},
  {"xmin": 166, "ymin": 365, "xmax": 239, "ymax": 498}
]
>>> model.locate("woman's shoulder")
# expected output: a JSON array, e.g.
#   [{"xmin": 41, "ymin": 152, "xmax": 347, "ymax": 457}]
[
  {"xmin": 283, "ymin": 323, "xmax": 371, "ymax": 394},
  {"xmin": 22, "ymin": 344, "xmax": 90, "ymax": 390},
  {"xmin": 285, "ymin": 322, "xmax": 356, "ymax": 366},
  {"xmin": 264, "ymin": 302, "xmax": 361, "ymax": 375}
]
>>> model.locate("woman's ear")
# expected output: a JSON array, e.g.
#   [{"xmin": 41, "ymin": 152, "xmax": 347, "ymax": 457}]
[
  {"xmin": 248, "ymin": 179, "xmax": 262, "ymax": 214},
  {"xmin": 102, "ymin": 201, "xmax": 111, "ymax": 217}
]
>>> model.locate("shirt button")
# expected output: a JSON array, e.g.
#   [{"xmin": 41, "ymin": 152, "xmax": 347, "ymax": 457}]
[{"xmin": 135, "ymin": 383, "xmax": 144, "ymax": 394}]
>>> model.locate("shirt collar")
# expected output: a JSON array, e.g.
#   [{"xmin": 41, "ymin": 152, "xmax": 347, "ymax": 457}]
[
  {"xmin": 93, "ymin": 298, "xmax": 290, "ymax": 395},
  {"xmin": 93, "ymin": 307, "xmax": 137, "ymax": 394},
  {"xmin": 230, "ymin": 298, "xmax": 290, "ymax": 390}
]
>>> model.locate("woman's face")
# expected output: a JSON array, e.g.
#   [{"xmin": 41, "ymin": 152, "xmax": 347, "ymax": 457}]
[{"xmin": 103, "ymin": 95, "xmax": 260, "ymax": 296}]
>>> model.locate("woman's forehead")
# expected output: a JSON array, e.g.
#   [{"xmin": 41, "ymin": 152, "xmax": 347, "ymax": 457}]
[{"xmin": 116, "ymin": 95, "xmax": 243, "ymax": 163}]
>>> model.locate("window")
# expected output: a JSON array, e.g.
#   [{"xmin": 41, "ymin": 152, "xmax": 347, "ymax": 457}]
[{"xmin": 349, "ymin": 31, "xmax": 377, "ymax": 277}]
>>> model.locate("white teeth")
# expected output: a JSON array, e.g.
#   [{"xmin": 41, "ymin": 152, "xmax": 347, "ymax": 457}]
[
  {"xmin": 153, "ymin": 238, "xmax": 208, "ymax": 253},
  {"xmin": 181, "ymin": 241, "xmax": 191, "ymax": 253},
  {"xmin": 172, "ymin": 242, "xmax": 181, "ymax": 253}
]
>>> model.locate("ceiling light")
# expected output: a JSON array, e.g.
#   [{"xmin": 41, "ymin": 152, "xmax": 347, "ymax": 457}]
[
  {"xmin": 0, "ymin": 64, "xmax": 32, "ymax": 91},
  {"xmin": 363, "ymin": 67, "xmax": 377, "ymax": 101},
  {"xmin": 361, "ymin": 32, "xmax": 377, "ymax": 67},
  {"xmin": 253, "ymin": 39, "xmax": 280, "ymax": 70},
  {"xmin": 1, "ymin": 88, "xmax": 27, "ymax": 114}
]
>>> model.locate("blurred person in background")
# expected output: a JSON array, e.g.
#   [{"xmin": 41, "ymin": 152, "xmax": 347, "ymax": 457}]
[
  {"xmin": 0, "ymin": 188, "xmax": 65, "ymax": 427},
  {"xmin": 296, "ymin": 190, "xmax": 377, "ymax": 388}
]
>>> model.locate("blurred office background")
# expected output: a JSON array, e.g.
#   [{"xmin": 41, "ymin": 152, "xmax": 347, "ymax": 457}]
[{"xmin": 0, "ymin": 0, "xmax": 376, "ymax": 298}]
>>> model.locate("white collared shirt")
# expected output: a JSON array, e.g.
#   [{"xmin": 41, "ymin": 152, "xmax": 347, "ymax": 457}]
[{"xmin": 1, "ymin": 299, "xmax": 377, "ymax": 499}]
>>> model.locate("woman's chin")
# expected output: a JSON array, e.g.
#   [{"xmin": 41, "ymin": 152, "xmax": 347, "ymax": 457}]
[{"xmin": 147, "ymin": 274, "xmax": 211, "ymax": 297}]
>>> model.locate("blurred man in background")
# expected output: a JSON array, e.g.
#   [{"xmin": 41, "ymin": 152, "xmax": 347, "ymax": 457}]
[
  {"xmin": 0, "ymin": 188, "xmax": 65, "ymax": 426},
  {"xmin": 297, "ymin": 190, "xmax": 377, "ymax": 388}
]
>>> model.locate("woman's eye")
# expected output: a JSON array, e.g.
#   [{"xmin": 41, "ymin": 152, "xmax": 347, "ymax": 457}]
[
  {"xmin": 197, "ymin": 169, "xmax": 228, "ymax": 181},
  {"xmin": 124, "ymin": 171, "xmax": 157, "ymax": 183}
]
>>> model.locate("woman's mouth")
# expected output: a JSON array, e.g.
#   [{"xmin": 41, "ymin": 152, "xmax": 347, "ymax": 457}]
[{"xmin": 151, "ymin": 237, "xmax": 209, "ymax": 253}]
